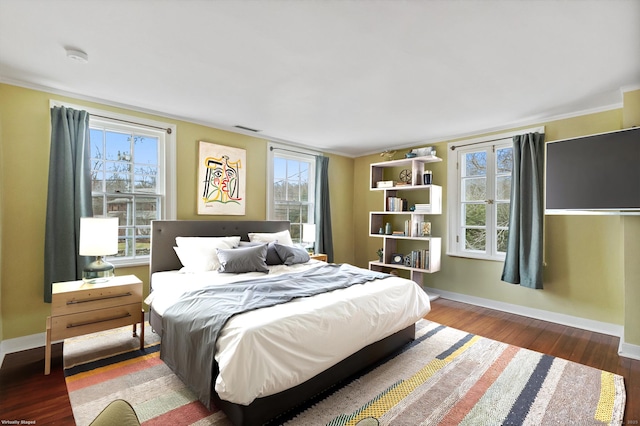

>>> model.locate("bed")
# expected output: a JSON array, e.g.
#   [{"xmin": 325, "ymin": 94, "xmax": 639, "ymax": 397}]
[{"xmin": 147, "ymin": 220, "xmax": 431, "ymax": 426}]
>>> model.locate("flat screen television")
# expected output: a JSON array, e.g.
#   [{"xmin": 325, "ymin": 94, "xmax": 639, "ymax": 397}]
[{"xmin": 545, "ymin": 127, "xmax": 640, "ymax": 213}]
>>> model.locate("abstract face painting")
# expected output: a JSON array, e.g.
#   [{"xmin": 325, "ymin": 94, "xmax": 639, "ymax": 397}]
[{"xmin": 198, "ymin": 142, "xmax": 246, "ymax": 215}]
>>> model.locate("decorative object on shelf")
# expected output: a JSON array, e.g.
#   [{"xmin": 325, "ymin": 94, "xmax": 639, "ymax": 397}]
[
  {"xmin": 423, "ymin": 170, "xmax": 433, "ymax": 185},
  {"xmin": 405, "ymin": 151, "xmax": 417, "ymax": 158},
  {"xmin": 376, "ymin": 248, "xmax": 384, "ymax": 262},
  {"xmin": 404, "ymin": 255, "xmax": 412, "ymax": 267},
  {"xmin": 420, "ymin": 221, "xmax": 432, "ymax": 236},
  {"xmin": 79, "ymin": 217, "xmax": 118, "ymax": 283},
  {"xmin": 385, "ymin": 222, "xmax": 392, "ymax": 235},
  {"xmin": 414, "ymin": 146, "xmax": 435, "ymax": 157},
  {"xmin": 379, "ymin": 150, "xmax": 397, "ymax": 161},
  {"xmin": 399, "ymin": 169, "xmax": 412, "ymax": 183},
  {"xmin": 390, "ymin": 253, "xmax": 404, "ymax": 264},
  {"xmin": 378, "ymin": 227, "xmax": 384, "ymax": 234},
  {"xmin": 376, "ymin": 180, "xmax": 395, "ymax": 188}
]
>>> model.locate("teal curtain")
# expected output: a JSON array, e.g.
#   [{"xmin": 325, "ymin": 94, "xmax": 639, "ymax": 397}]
[
  {"xmin": 315, "ymin": 156, "xmax": 334, "ymax": 262},
  {"xmin": 44, "ymin": 106, "xmax": 93, "ymax": 302},
  {"xmin": 501, "ymin": 132, "xmax": 545, "ymax": 289}
]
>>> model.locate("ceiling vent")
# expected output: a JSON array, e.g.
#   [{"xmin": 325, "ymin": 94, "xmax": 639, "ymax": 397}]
[{"xmin": 234, "ymin": 125, "xmax": 260, "ymax": 133}]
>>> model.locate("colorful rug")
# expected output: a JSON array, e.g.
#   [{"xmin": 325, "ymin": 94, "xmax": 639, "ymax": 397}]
[{"xmin": 64, "ymin": 320, "xmax": 626, "ymax": 425}]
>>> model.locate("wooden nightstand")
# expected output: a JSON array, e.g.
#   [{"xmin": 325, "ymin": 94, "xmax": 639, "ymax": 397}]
[
  {"xmin": 310, "ymin": 253, "xmax": 328, "ymax": 262},
  {"xmin": 44, "ymin": 275, "xmax": 144, "ymax": 375}
]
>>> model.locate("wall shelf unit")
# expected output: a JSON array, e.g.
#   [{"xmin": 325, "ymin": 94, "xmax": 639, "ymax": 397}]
[{"xmin": 368, "ymin": 155, "xmax": 442, "ymax": 299}]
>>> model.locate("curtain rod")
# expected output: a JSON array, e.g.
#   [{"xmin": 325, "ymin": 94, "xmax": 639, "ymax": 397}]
[
  {"xmin": 269, "ymin": 145, "xmax": 321, "ymax": 157},
  {"xmin": 450, "ymin": 136, "xmax": 513, "ymax": 151},
  {"xmin": 90, "ymin": 114, "xmax": 173, "ymax": 134},
  {"xmin": 450, "ymin": 129, "xmax": 544, "ymax": 151}
]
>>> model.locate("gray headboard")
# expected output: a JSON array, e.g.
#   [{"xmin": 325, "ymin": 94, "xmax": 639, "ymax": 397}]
[{"xmin": 150, "ymin": 220, "xmax": 290, "ymax": 279}]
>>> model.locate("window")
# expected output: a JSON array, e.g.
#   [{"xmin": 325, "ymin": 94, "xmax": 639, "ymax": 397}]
[
  {"xmin": 267, "ymin": 144, "xmax": 316, "ymax": 244},
  {"xmin": 447, "ymin": 127, "xmax": 542, "ymax": 261},
  {"xmin": 86, "ymin": 113, "xmax": 176, "ymax": 266}
]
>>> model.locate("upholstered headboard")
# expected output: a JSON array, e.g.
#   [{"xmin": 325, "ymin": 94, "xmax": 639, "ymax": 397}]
[{"xmin": 149, "ymin": 220, "xmax": 290, "ymax": 279}]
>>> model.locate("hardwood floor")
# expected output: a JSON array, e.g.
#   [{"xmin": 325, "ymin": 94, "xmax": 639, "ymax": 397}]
[{"xmin": 0, "ymin": 298, "xmax": 638, "ymax": 424}]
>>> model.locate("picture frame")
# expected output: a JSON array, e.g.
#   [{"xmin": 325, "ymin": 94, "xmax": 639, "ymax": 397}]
[
  {"xmin": 197, "ymin": 141, "xmax": 246, "ymax": 215},
  {"xmin": 390, "ymin": 253, "xmax": 404, "ymax": 264}
]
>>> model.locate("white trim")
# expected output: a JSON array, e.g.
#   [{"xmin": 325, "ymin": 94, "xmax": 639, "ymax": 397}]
[
  {"xmin": 0, "ymin": 333, "xmax": 49, "ymax": 368},
  {"xmin": 619, "ymin": 339, "xmax": 640, "ymax": 361},
  {"xmin": 425, "ymin": 287, "xmax": 624, "ymax": 337}
]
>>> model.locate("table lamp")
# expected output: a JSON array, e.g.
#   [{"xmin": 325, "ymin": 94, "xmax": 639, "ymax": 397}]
[
  {"xmin": 79, "ymin": 217, "xmax": 118, "ymax": 283},
  {"xmin": 302, "ymin": 223, "xmax": 316, "ymax": 254}
]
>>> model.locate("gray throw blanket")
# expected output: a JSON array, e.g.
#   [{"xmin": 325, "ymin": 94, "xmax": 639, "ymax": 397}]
[{"xmin": 160, "ymin": 263, "xmax": 390, "ymax": 408}]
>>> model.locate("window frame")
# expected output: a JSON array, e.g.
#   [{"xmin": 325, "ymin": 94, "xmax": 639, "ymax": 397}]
[
  {"xmin": 50, "ymin": 101, "xmax": 177, "ymax": 267},
  {"xmin": 266, "ymin": 142, "xmax": 318, "ymax": 244},
  {"xmin": 447, "ymin": 127, "xmax": 543, "ymax": 261}
]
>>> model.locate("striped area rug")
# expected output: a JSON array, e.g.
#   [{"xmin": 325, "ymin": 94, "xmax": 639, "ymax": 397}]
[{"xmin": 64, "ymin": 320, "xmax": 626, "ymax": 425}]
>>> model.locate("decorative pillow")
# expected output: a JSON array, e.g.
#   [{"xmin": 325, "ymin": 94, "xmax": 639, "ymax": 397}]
[
  {"xmin": 238, "ymin": 241, "xmax": 282, "ymax": 265},
  {"xmin": 248, "ymin": 230, "xmax": 294, "ymax": 247},
  {"xmin": 274, "ymin": 243, "xmax": 311, "ymax": 266},
  {"xmin": 217, "ymin": 244, "xmax": 269, "ymax": 273},
  {"xmin": 174, "ymin": 236, "xmax": 241, "ymax": 271},
  {"xmin": 173, "ymin": 246, "xmax": 219, "ymax": 273}
]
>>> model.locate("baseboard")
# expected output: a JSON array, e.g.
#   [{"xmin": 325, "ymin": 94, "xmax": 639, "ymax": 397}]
[
  {"xmin": 425, "ymin": 287, "xmax": 624, "ymax": 338},
  {"xmin": 0, "ymin": 332, "xmax": 48, "ymax": 368},
  {"xmin": 0, "ymin": 312, "xmax": 151, "ymax": 368},
  {"xmin": 618, "ymin": 340, "xmax": 640, "ymax": 361}
]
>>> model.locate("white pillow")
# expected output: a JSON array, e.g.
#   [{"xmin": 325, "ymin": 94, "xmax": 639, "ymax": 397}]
[
  {"xmin": 248, "ymin": 230, "xmax": 294, "ymax": 247},
  {"xmin": 175, "ymin": 236, "xmax": 241, "ymax": 249},
  {"xmin": 173, "ymin": 236, "xmax": 241, "ymax": 272},
  {"xmin": 173, "ymin": 246, "xmax": 220, "ymax": 273}
]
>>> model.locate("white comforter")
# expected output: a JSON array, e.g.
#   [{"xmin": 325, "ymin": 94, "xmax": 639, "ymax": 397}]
[{"xmin": 147, "ymin": 261, "xmax": 431, "ymax": 405}]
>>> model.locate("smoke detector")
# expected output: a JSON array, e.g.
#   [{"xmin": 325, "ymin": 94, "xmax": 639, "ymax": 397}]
[{"xmin": 66, "ymin": 48, "xmax": 89, "ymax": 63}]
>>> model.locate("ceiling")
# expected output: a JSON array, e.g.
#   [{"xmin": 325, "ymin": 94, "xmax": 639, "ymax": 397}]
[{"xmin": 1, "ymin": 0, "xmax": 639, "ymax": 157}]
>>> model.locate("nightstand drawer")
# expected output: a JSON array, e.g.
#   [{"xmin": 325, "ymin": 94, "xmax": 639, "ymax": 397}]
[
  {"xmin": 51, "ymin": 282, "xmax": 142, "ymax": 316},
  {"xmin": 50, "ymin": 303, "xmax": 141, "ymax": 341}
]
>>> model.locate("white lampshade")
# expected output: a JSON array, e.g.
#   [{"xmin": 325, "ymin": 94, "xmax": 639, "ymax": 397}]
[
  {"xmin": 79, "ymin": 217, "xmax": 118, "ymax": 256},
  {"xmin": 302, "ymin": 223, "xmax": 316, "ymax": 243}
]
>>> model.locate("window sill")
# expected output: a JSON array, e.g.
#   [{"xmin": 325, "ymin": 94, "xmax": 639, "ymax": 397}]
[
  {"xmin": 109, "ymin": 257, "xmax": 150, "ymax": 268},
  {"xmin": 446, "ymin": 252, "xmax": 505, "ymax": 262}
]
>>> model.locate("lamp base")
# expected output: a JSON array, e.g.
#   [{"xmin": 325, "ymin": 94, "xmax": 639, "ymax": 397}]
[{"xmin": 83, "ymin": 256, "xmax": 115, "ymax": 283}]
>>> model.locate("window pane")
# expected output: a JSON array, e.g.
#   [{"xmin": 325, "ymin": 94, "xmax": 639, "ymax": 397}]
[
  {"xmin": 107, "ymin": 195, "xmax": 132, "ymax": 226},
  {"xmin": 105, "ymin": 131, "xmax": 132, "ymax": 161},
  {"xmin": 497, "ymin": 229, "xmax": 509, "ymax": 253},
  {"xmin": 117, "ymin": 228, "xmax": 134, "ymax": 257},
  {"xmin": 464, "ymin": 203, "xmax": 486, "ymax": 226},
  {"xmin": 464, "ymin": 152, "xmax": 486, "ymax": 177},
  {"xmin": 496, "ymin": 147, "xmax": 513, "ymax": 174},
  {"xmin": 274, "ymin": 204, "xmax": 288, "ymax": 221},
  {"xmin": 274, "ymin": 157, "xmax": 286, "ymax": 180},
  {"xmin": 290, "ymin": 223, "xmax": 301, "ymax": 243},
  {"xmin": 134, "ymin": 172, "xmax": 157, "ymax": 193},
  {"xmin": 92, "ymin": 196, "xmax": 104, "ymax": 216},
  {"xmin": 133, "ymin": 135, "xmax": 158, "ymax": 165},
  {"xmin": 288, "ymin": 206, "xmax": 301, "ymax": 224},
  {"xmin": 105, "ymin": 171, "xmax": 131, "ymax": 192},
  {"xmin": 497, "ymin": 202, "xmax": 510, "ymax": 227},
  {"xmin": 465, "ymin": 228, "xmax": 486, "ymax": 251},
  {"xmin": 496, "ymin": 176, "xmax": 511, "ymax": 200},
  {"xmin": 90, "ymin": 129, "xmax": 104, "ymax": 159},
  {"xmin": 463, "ymin": 177, "xmax": 486, "ymax": 201},
  {"xmin": 135, "ymin": 228, "xmax": 151, "ymax": 256},
  {"xmin": 91, "ymin": 169, "xmax": 104, "ymax": 191},
  {"xmin": 135, "ymin": 197, "xmax": 158, "ymax": 226}
]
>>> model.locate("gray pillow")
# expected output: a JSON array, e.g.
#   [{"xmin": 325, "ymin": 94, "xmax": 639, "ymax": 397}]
[
  {"xmin": 238, "ymin": 241, "xmax": 282, "ymax": 265},
  {"xmin": 216, "ymin": 244, "xmax": 269, "ymax": 273},
  {"xmin": 274, "ymin": 243, "xmax": 311, "ymax": 266}
]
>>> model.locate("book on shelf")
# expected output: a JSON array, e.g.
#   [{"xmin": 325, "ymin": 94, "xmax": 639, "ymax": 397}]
[
  {"xmin": 406, "ymin": 249, "xmax": 430, "ymax": 269},
  {"xmin": 386, "ymin": 197, "xmax": 408, "ymax": 212}
]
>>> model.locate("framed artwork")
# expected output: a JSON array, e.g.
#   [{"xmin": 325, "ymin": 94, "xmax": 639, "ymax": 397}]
[{"xmin": 197, "ymin": 141, "xmax": 246, "ymax": 215}]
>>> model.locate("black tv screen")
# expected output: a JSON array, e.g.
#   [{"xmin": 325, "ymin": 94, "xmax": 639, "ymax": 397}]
[{"xmin": 545, "ymin": 127, "xmax": 640, "ymax": 212}]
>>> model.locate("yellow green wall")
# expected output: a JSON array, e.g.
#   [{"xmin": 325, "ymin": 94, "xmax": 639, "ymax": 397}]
[
  {"xmin": 355, "ymin": 92, "xmax": 640, "ymax": 339},
  {"xmin": 0, "ymin": 83, "xmax": 354, "ymax": 340}
]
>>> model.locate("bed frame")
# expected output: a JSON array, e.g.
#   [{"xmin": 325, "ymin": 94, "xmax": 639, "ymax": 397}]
[{"xmin": 149, "ymin": 220, "xmax": 415, "ymax": 426}]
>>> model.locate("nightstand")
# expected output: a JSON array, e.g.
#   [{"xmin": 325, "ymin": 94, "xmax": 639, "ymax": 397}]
[
  {"xmin": 44, "ymin": 275, "xmax": 144, "ymax": 375},
  {"xmin": 310, "ymin": 253, "xmax": 328, "ymax": 262}
]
